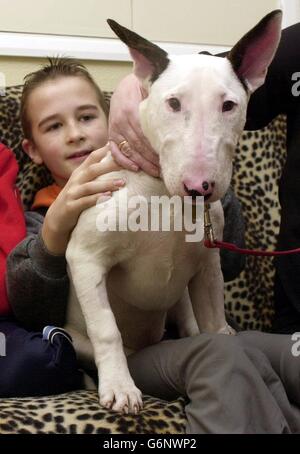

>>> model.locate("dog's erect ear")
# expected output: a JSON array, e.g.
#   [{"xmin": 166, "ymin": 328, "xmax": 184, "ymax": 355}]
[
  {"xmin": 107, "ymin": 19, "xmax": 169, "ymax": 87},
  {"xmin": 227, "ymin": 10, "xmax": 282, "ymax": 92}
]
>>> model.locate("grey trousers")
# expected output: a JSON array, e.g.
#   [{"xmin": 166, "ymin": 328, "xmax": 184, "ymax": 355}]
[{"xmin": 127, "ymin": 331, "xmax": 300, "ymax": 434}]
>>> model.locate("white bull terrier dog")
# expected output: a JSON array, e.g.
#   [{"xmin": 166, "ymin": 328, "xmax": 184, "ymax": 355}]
[{"xmin": 65, "ymin": 10, "xmax": 282, "ymax": 414}]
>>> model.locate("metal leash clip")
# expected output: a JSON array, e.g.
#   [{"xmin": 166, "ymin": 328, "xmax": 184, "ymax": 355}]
[{"xmin": 204, "ymin": 203, "xmax": 216, "ymax": 245}]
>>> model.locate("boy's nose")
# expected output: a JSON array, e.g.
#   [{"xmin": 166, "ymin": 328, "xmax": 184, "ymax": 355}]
[{"xmin": 66, "ymin": 124, "xmax": 86, "ymax": 143}]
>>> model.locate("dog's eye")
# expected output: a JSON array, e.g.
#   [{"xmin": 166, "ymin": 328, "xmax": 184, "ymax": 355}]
[
  {"xmin": 168, "ymin": 97, "xmax": 181, "ymax": 112},
  {"xmin": 222, "ymin": 100, "xmax": 236, "ymax": 112}
]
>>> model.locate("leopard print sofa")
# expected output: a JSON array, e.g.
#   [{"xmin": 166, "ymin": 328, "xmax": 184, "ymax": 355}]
[
  {"xmin": 0, "ymin": 391, "xmax": 186, "ymax": 434},
  {"xmin": 0, "ymin": 86, "xmax": 287, "ymax": 434}
]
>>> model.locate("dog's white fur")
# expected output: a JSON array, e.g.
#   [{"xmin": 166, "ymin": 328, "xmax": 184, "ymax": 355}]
[{"xmin": 64, "ymin": 12, "xmax": 282, "ymax": 414}]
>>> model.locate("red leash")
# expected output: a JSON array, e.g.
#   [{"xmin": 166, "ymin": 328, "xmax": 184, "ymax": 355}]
[
  {"xmin": 204, "ymin": 239, "xmax": 300, "ymax": 256},
  {"xmin": 203, "ymin": 204, "xmax": 300, "ymax": 257}
]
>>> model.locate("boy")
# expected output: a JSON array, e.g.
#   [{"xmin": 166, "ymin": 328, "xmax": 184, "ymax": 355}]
[{"xmin": 1, "ymin": 57, "xmax": 124, "ymax": 396}]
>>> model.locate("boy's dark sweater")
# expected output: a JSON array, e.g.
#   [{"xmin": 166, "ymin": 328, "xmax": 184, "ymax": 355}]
[{"xmin": 6, "ymin": 208, "xmax": 69, "ymax": 330}]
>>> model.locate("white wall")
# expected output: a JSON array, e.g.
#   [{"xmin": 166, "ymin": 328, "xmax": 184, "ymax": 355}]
[
  {"xmin": 280, "ymin": 0, "xmax": 300, "ymax": 27},
  {"xmin": 133, "ymin": 0, "xmax": 279, "ymax": 45},
  {"xmin": 0, "ymin": 0, "xmax": 280, "ymax": 46}
]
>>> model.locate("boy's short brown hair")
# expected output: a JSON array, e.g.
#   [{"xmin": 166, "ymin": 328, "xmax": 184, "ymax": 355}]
[{"xmin": 21, "ymin": 57, "xmax": 109, "ymax": 140}]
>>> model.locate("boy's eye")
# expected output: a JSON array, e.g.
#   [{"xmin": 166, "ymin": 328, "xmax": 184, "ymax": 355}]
[
  {"xmin": 47, "ymin": 122, "xmax": 61, "ymax": 131},
  {"xmin": 80, "ymin": 114, "xmax": 96, "ymax": 121}
]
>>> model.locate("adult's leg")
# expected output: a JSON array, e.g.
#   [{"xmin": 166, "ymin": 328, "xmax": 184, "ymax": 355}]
[
  {"xmin": 238, "ymin": 330, "xmax": 300, "ymax": 407},
  {"xmin": 128, "ymin": 333, "xmax": 294, "ymax": 433},
  {"xmin": 0, "ymin": 321, "xmax": 83, "ymax": 397}
]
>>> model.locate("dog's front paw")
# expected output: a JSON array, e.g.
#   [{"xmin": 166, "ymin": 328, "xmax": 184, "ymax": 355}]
[
  {"xmin": 99, "ymin": 376, "xmax": 143, "ymax": 415},
  {"xmin": 217, "ymin": 324, "xmax": 236, "ymax": 335}
]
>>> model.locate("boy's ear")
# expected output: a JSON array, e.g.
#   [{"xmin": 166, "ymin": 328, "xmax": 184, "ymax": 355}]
[
  {"xmin": 107, "ymin": 19, "xmax": 169, "ymax": 94},
  {"xmin": 22, "ymin": 139, "xmax": 43, "ymax": 165}
]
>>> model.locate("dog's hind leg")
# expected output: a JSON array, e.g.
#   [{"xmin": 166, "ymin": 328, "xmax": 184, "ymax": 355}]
[
  {"xmin": 168, "ymin": 287, "xmax": 200, "ymax": 338},
  {"xmin": 189, "ymin": 249, "xmax": 235, "ymax": 335}
]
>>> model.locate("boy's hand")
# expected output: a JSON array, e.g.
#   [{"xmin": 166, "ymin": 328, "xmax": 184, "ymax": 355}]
[
  {"xmin": 108, "ymin": 74, "xmax": 160, "ymax": 177},
  {"xmin": 42, "ymin": 144, "xmax": 124, "ymax": 255}
]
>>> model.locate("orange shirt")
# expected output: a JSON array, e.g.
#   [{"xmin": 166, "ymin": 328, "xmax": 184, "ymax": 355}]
[{"xmin": 31, "ymin": 183, "xmax": 62, "ymax": 210}]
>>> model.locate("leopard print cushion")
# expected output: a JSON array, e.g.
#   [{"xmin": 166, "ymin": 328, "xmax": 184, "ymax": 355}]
[
  {"xmin": 0, "ymin": 85, "xmax": 53, "ymax": 208},
  {"xmin": 225, "ymin": 116, "xmax": 286, "ymax": 331},
  {"xmin": 0, "ymin": 391, "xmax": 186, "ymax": 434}
]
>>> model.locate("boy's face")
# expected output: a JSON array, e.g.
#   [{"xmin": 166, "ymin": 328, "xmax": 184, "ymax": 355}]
[{"xmin": 23, "ymin": 76, "xmax": 108, "ymax": 186}]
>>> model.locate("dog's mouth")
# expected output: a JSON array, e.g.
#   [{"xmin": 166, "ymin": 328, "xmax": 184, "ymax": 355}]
[{"xmin": 183, "ymin": 184, "xmax": 212, "ymax": 202}]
